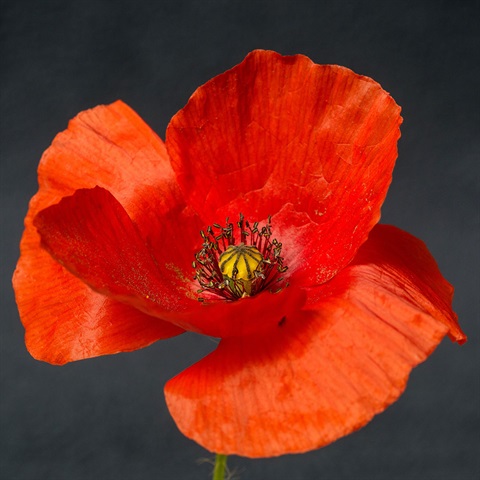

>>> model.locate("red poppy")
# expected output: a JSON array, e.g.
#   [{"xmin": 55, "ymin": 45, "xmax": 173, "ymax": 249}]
[{"xmin": 13, "ymin": 50, "xmax": 465, "ymax": 458}]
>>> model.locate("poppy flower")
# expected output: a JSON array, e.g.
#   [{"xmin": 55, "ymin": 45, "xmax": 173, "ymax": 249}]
[{"xmin": 13, "ymin": 50, "xmax": 466, "ymax": 458}]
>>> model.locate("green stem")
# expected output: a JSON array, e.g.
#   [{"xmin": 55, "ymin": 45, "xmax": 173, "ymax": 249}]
[{"xmin": 212, "ymin": 454, "xmax": 228, "ymax": 480}]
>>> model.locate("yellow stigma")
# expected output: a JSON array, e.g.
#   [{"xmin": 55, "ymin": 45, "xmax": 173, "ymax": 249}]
[{"xmin": 218, "ymin": 244, "xmax": 264, "ymax": 295}]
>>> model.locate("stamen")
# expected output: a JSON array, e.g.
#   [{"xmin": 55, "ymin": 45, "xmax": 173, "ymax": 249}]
[{"xmin": 193, "ymin": 214, "xmax": 288, "ymax": 301}]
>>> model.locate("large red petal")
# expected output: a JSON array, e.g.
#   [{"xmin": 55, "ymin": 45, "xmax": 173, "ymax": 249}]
[
  {"xmin": 14, "ymin": 218, "xmax": 183, "ymax": 365},
  {"xmin": 166, "ymin": 50, "xmax": 402, "ymax": 285},
  {"xmin": 33, "ymin": 187, "xmax": 183, "ymax": 312},
  {"xmin": 347, "ymin": 225, "xmax": 465, "ymax": 344},
  {"xmin": 164, "ymin": 225, "xmax": 465, "ymax": 457},
  {"xmin": 33, "ymin": 100, "xmax": 188, "ymax": 257},
  {"xmin": 13, "ymin": 101, "xmax": 186, "ymax": 363},
  {"xmin": 36, "ymin": 100, "xmax": 179, "ymax": 215}
]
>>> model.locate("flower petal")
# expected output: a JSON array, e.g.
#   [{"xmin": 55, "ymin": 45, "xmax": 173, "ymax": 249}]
[
  {"xmin": 350, "ymin": 225, "xmax": 465, "ymax": 343},
  {"xmin": 14, "ymin": 219, "xmax": 183, "ymax": 365},
  {"xmin": 164, "ymin": 225, "xmax": 465, "ymax": 457},
  {"xmin": 35, "ymin": 100, "xmax": 179, "ymax": 217},
  {"xmin": 13, "ymin": 101, "xmax": 186, "ymax": 364},
  {"xmin": 166, "ymin": 50, "xmax": 402, "ymax": 285},
  {"xmin": 173, "ymin": 286, "xmax": 307, "ymax": 338},
  {"xmin": 33, "ymin": 186, "xmax": 186, "ymax": 314}
]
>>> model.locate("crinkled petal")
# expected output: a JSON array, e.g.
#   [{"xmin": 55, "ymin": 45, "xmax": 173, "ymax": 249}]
[
  {"xmin": 13, "ymin": 101, "xmax": 186, "ymax": 363},
  {"xmin": 14, "ymin": 216, "xmax": 183, "ymax": 365},
  {"xmin": 166, "ymin": 50, "xmax": 402, "ymax": 285},
  {"xmin": 346, "ymin": 225, "xmax": 465, "ymax": 344},
  {"xmin": 35, "ymin": 100, "xmax": 182, "ymax": 223},
  {"xmin": 34, "ymin": 186, "xmax": 185, "ymax": 312},
  {"xmin": 164, "ymin": 225, "xmax": 465, "ymax": 457}
]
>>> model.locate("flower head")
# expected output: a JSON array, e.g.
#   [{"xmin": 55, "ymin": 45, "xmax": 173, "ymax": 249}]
[{"xmin": 13, "ymin": 50, "xmax": 466, "ymax": 457}]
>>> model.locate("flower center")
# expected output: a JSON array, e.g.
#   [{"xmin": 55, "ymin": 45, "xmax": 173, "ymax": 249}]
[{"xmin": 193, "ymin": 214, "xmax": 288, "ymax": 301}]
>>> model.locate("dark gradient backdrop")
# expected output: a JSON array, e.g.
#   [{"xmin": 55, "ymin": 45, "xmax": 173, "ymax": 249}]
[{"xmin": 1, "ymin": 1, "xmax": 478, "ymax": 479}]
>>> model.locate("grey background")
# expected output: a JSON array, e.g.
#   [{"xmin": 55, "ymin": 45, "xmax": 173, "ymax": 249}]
[{"xmin": 1, "ymin": 1, "xmax": 479, "ymax": 479}]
